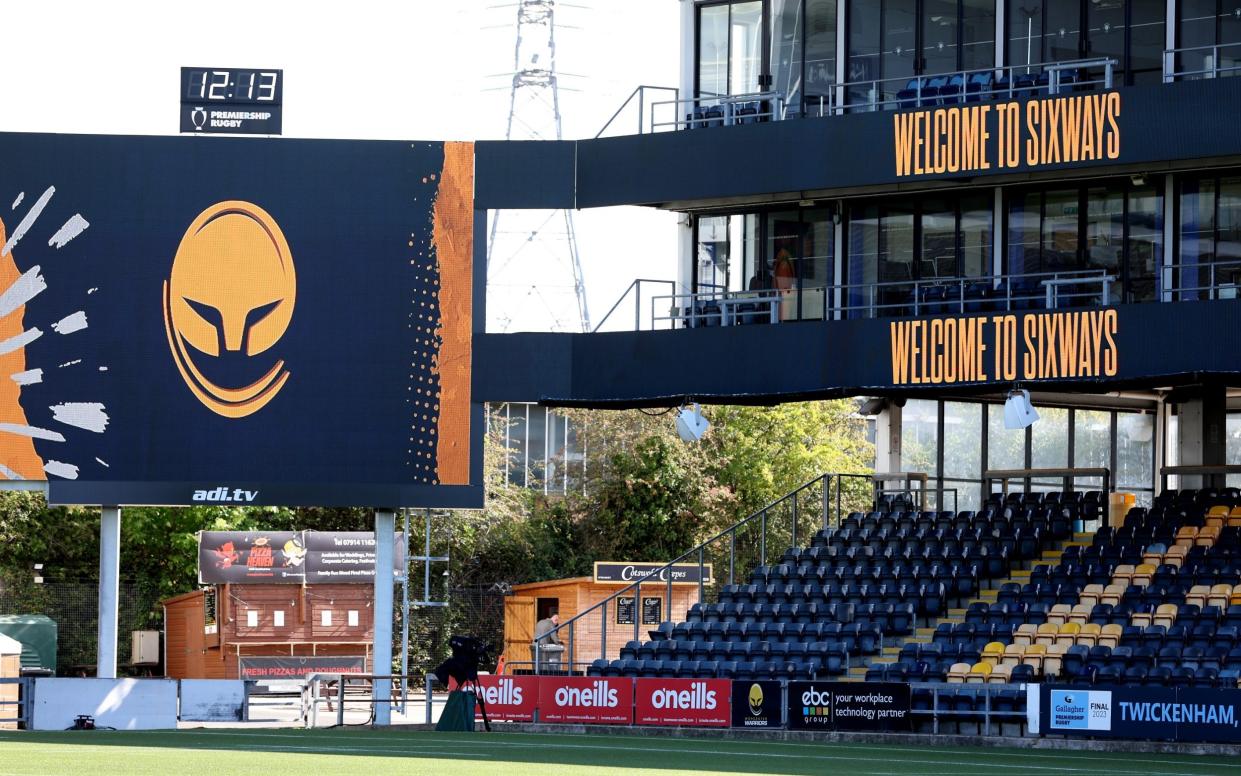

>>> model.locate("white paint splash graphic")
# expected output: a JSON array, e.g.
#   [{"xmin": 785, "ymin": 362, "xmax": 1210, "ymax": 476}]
[
  {"xmin": 1, "ymin": 186, "xmax": 54, "ymax": 258},
  {"xmin": 47, "ymin": 214, "xmax": 89, "ymax": 249},
  {"xmin": 0, "ymin": 463, "xmax": 22, "ymax": 480},
  {"xmin": 43, "ymin": 460, "xmax": 78, "ymax": 480},
  {"xmin": 49, "ymin": 402, "xmax": 109, "ymax": 433},
  {"xmin": 10, "ymin": 369, "xmax": 42, "ymax": 386},
  {"xmin": 98, "ymin": 366, "xmax": 108, "ymax": 372},
  {"xmin": 0, "ymin": 265, "xmax": 46, "ymax": 319},
  {"xmin": 58, "ymin": 359, "xmax": 81, "ymax": 368},
  {"xmin": 10, "ymin": 192, "xmax": 22, "ymax": 210},
  {"xmin": 94, "ymin": 457, "xmax": 109, "ymax": 468},
  {"xmin": 0, "ymin": 327, "xmax": 42, "ymax": 356},
  {"xmin": 87, "ymin": 287, "xmax": 98, "ymax": 294},
  {"xmin": 0, "ymin": 423, "xmax": 65, "ymax": 442},
  {"xmin": 51, "ymin": 310, "xmax": 87, "ymax": 335}
]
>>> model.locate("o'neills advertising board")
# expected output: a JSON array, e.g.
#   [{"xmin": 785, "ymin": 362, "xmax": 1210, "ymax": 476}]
[
  {"xmin": 787, "ymin": 681, "xmax": 911, "ymax": 731},
  {"xmin": 732, "ymin": 680, "xmax": 783, "ymax": 728},
  {"xmin": 238, "ymin": 655, "xmax": 366, "ymax": 679},
  {"xmin": 537, "ymin": 677, "xmax": 634, "ymax": 724},
  {"xmin": 593, "ymin": 562, "xmax": 713, "ymax": 585},
  {"xmin": 635, "ymin": 678, "xmax": 730, "ymax": 727},
  {"xmin": 474, "ymin": 675, "xmax": 538, "ymax": 722}
]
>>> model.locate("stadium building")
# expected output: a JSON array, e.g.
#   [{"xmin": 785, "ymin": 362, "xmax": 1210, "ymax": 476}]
[{"xmin": 467, "ymin": 0, "xmax": 1241, "ymax": 736}]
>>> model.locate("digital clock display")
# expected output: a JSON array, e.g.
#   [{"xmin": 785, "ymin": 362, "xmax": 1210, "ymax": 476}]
[{"xmin": 181, "ymin": 68, "xmax": 283, "ymax": 105}]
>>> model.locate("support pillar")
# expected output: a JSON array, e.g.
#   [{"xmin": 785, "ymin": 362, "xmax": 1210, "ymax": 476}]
[
  {"xmin": 1177, "ymin": 383, "xmax": 1228, "ymax": 488},
  {"xmin": 373, "ymin": 509, "xmax": 395, "ymax": 726},
  {"xmin": 96, "ymin": 506, "xmax": 121, "ymax": 679},
  {"xmin": 874, "ymin": 402, "xmax": 903, "ymax": 474}
]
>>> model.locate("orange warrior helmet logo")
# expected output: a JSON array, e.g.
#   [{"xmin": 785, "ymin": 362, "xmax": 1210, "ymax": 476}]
[{"xmin": 163, "ymin": 201, "xmax": 296, "ymax": 417}]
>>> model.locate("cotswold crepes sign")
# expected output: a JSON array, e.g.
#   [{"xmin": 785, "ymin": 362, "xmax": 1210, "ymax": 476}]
[
  {"xmin": 635, "ymin": 678, "xmax": 730, "ymax": 727},
  {"xmin": 593, "ymin": 562, "xmax": 713, "ymax": 585},
  {"xmin": 889, "ymin": 310, "xmax": 1119, "ymax": 387},
  {"xmin": 894, "ymin": 92, "xmax": 1121, "ymax": 178}
]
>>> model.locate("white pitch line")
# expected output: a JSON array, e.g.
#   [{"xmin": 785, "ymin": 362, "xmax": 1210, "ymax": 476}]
[{"xmin": 1, "ymin": 186, "xmax": 54, "ymax": 258}]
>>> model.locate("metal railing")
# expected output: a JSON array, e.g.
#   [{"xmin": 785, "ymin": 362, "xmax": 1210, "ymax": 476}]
[
  {"xmin": 302, "ymin": 672, "xmax": 417, "ymax": 727},
  {"xmin": 984, "ymin": 467, "xmax": 1111, "ymax": 498},
  {"xmin": 835, "ymin": 58, "xmax": 1116, "ymax": 114},
  {"xmin": 1165, "ymin": 259, "xmax": 1241, "ymax": 301},
  {"xmin": 595, "ymin": 85, "xmax": 680, "ymax": 138},
  {"xmin": 529, "ymin": 472, "xmax": 877, "ymax": 674},
  {"xmin": 0, "ymin": 677, "xmax": 29, "ymax": 729},
  {"xmin": 593, "ymin": 278, "xmax": 679, "ymax": 332},
  {"xmin": 650, "ymin": 91, "xmax": 787, "ymax": 132},
  {"xmin": 648, "ymin": 269, "xmax": 1113, "ymax": 330},
  {"xmin": 1160, "ymin": 464, "xmax": 1241, "ymax": 491},
  {"xmin": 1164, "ymin": 43, "xmax": 1241, "ymax": 82}
]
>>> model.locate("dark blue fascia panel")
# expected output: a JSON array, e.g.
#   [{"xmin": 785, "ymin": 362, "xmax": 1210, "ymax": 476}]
[
  {"xmin": 474, "ymin": 300, "xmax": 1241, "ymax": 408},
  {"xmin": 475, "ymin": 140, "xmax": 576, "ymax": 209}
]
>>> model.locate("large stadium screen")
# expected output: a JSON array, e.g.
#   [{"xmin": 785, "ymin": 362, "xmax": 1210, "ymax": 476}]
[{"xmin": 0, "ymin": 132, "xmax": 482, "ymax": 508}]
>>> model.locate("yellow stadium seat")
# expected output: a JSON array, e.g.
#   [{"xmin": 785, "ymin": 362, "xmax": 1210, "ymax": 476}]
[
  {"xmin": 1056, "ymin": 622, "xmax": 1081, "ymax": 648},
  {"xmin": 966, "ymin": 662, "xmax": 992, "ymax": 683},
  {"xmin": 1100, "ymin": 583, "xmax": 1127, "ymax": 607},
  {"xmin": 1098, "ymin": 623, "xmax": 1123, "ymax": 649},
  {"xmin": 1165, "ymin": 545, "xmax": 1188, "ymax": 567},
  {"xmin": 1112, "ymin": 564, "xmax": 1137, "ymax": 585},
  {"xmin": 987, "ymin": 664, "xmax": 1013, "ymax": 684},
  {"xmin": 1076, "ymin": 622, "xmax": 1102, "ymax": 648},
  {"xmin": 1078, "ymin": 584, "xmax": 1104, "ymax": 608},
  {"xmin": 1047, "ymin": 604, "xmax": 1071, "ymax": 626},
  {"xmin": 1043, "ymin": 643, "xmax": 1068, "ymax": 678},
  {"xmin": 1142, "ymin": 550, "xmax": 1164, "ymax": 568},
  {"xmin": 1023, "ymin": 643, "xmax": 1047, "ymax": 674},
  {"xmin": 1013, "ymin": 623, "xmax": 1038, "ymax": 646},
  {"xmin": 1187, "ymin": 585, "xmax": 1212, "ymax": 610},
  {"xmin": 981, "ymin": 641, "xmax": 1005, "ymax": 665},
  {"xmin": 1209, "ymin": 584, "xmax": 1232, "ymax": 609},
  {"xmin": 1035, "ymin": 622, "xmax": 1059, "ymax": 646},
  {"xmin": 1069, "ymin": 603, "xmax": 1094, "ymax": 624},
  {"xmin": 1153, "ymin": 603, "xmax": 1179, "ymax": 630},
  {"xmin": 1001, "ymin": 643, "xmax": 1025, "ymax": 668},
  {"xmin": 1230, "ymin": 506, "xmax": 1241, "ymax": 518},
  {"xmin": 1198, "ymin": 526, "xmax": 1221, "ymax": 547},
  {"xmin": 947, "ymin": 662, "xmax": 971, "ymax": 683},
  {"xmin": 1208, "ymin": 505, "xmax": 1229, "ymax": 517},
  {"xmin": 1176, "ymin": 527, "xmax": 1199, "ymax": 545},
  {"xmin": 1132, "ymin": 564, "xmax": 1156, "ymax": 587},
  {"xmin": 1206, "ymin": 515, "xmax": 1225, "ymax": 529}
]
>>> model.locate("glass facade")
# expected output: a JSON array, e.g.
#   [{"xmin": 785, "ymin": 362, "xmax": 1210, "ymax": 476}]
[
  {"xmin": 897, "ymin": 400, "xmax": 1156, "ymax": 507},
  {"xmin": 1177, "ymin": 174, "xmax": 1241, "ymax": 300},
  {"xmin": 1006, "ymin": 0, "xmax": 1165, "ymax": 84},
  {"xmin": 495, "ymin": 403, "xmax": 585, "ymax": 493},
  {"xmin": 1178, "ymin": 0, "xmax": 1241, "ymax": 76},
  {"xmin": 697, "ymin": 1, "xmax": 765, "ymax": 101}
]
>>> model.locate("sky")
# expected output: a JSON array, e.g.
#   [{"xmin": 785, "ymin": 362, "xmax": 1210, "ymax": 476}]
[{"xmin": 0, "ymin": 0, "xmax": 681, "ymax": 333}]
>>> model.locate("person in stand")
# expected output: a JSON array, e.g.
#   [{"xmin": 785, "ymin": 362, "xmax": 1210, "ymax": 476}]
[{"xmin": 533, "ymin": 611, "xmax": 564, "ymax": 672}]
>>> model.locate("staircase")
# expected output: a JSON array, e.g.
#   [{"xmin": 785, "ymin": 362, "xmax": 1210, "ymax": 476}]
[{"xmin": 843, "ymin": 531, "xmax": 1095, "ymax": 681}]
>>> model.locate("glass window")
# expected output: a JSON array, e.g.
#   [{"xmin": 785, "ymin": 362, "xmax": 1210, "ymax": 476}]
[
  {"xmin": 1084, "ymin": 185, "xmax": 1124, "ymax": 303},
  {"xmin": 772, "ymin": 0, "xmax": 805, "ymax": 112},
  {"xmin": 961, "ymin": 0, "xmax": 997, "ymax": 70},
  {"xmin": 1227, "ymin": 413, "xmax": 1241, "ymax": 488},
  {"xmin": 1128, "ymin": 0, "xmax": 1165, "ymax": 84},
  {"xmin": 847, "ymin": 0, "xmax": 882, "ymax": 104},
  {"xmin": 943, "ymin": 401, "xmax": 983, "ymax": 479},
  {"xmin": 921, "ymin": 0, "xmax": 960, "ymax": 76},
  {"xmin": 920, "ymin": 198, "xmax": 957, "ymax": 280},
  {"xmin": 1178, "ymin": 175, "xmax": 1241, "ymax": 300},
  {"xmin": 1008, "ymin": 1, "xmax": 1044, "ymax": 70},
  {"xmin": 1032, "ymin": 406, "xmax": 1069, "ymax": 470},
  {"xmin": 732, "ymin": 1, "xmax": 766, "ymax": 95},
  {"xmin": 527, "ymin": 405, "xmax": 548, "ymax": 487},
  {"xmin": 1045, "ymin": 0, "xmax": 1083, "ymax": 62},
  {"xmin": 696, "ymin": 215, "xmax": 733, "ymax": 294},
  {"xmin": 508, "ymin": 404, "xmax": 528, "ymax": 487},
  {"xmin": 698, "ymin": 4, "xmax": 731, "ymax": 99},
  {"xmin": 901, "ymin": 399, "xmax": 940, "ymax": 477},
  {"xmin": 805, "ymin": 0, "xmax": 838, "ymax": 113},
  {"xmin": 1073, "ymin": 409, "xmax": 1111, "ymax": 468},
  {"xmin": 1116, "ymin": 411, "xmax": 1155, "ymax": 492},
  {"xmin": 988, "ymin": 402, "xmax": 1027, "ymax": 471},
  {"xmin": 1126, "ymin": 184, "xmax": 1162, "ymax": 302},
  {"xmin": 1042, "ymin": 188, "xmax": 1080, "ymax": 272},
  {"xmin": 1006, "ymin": 189, "xmax": 1041, "ymax": 277},
  {"xmin": 883, "ymin": 0, "xmax": 919, "ymax": 85},
  {"xmin": 960, "ymin": 192, "xmax": 993, "ymax": 278}
]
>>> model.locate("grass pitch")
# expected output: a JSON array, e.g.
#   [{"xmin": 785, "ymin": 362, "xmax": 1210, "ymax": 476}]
[{"xmin": 0, "ymin": 728, "xmax": 1238, "ymax": 776}]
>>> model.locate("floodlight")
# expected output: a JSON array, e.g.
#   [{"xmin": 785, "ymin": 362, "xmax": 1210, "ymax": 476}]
[
  {"xmin": 1004, "ymin": 389, "xmax": 1040, "ymax": 430},
  {"xmin": 675, "ymin": 403, "xmax": 710, "ymax": 442}
]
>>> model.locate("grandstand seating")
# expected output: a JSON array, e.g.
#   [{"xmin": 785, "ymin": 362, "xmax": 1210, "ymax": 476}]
[{"xmin": 587, "ymin": 490, "xmax": 1091, "ymax": 683}]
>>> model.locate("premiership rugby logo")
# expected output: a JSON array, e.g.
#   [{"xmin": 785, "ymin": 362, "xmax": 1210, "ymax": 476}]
[{"xmin": 163, "ymin": 201, "xmax": 296, "ymax": 417}]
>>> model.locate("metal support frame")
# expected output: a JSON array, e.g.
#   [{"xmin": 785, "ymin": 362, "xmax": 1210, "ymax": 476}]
[
  {"xmin": 97, "ymin": 506, "xmax": 121, "ymax": 679},
  {"xmin": 984, "ymin": 467, "xmax": 1111, "ymax": 496},
  {"xmin": 1160, "ymin": 464, "xmax": 1241, "ymax": 491},
  {"xmin": 372, "ymin": 509, "xmax": 395, "ymax": 726}
]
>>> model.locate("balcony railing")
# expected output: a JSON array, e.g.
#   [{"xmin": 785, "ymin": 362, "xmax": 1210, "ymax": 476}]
[
  {"xmin": 647, "ymin": 269, "xmax": 1113, "ymax": 330},
  {"xmin": 1164, "ymin": 42, "xmax": 1241, "ymax": 82}
]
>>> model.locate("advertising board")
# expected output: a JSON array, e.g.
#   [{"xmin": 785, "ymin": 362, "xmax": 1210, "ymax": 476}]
[
  {"xmin": 536, "ymin": 676, "xmax": 633, "ymax": 725},
  {"xmin": 786, "ymin": 681, "xmax": 911, "ymax": 731},
  {"xmin": 634, "ymin": 678, "xmax": 730, "ymax": 727},
  {"xmin": 731, "ymin": 680, "xmax": 783, "ymax": 728},
  {"xmin": 474, "ymin": 675, "xmax": 538, "ymax": 722}
]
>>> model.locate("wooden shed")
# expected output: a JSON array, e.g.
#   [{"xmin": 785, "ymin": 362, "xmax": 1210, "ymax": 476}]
[
  {"xmin": 162, "ymin": 583, "xmax": 375, "ymax": 679},
  {"xmin": 502, "ymin": 562, "xmax": 710, "ymax": 671},
  {"xmin": 0, "ymin": 633, "xmax": 19, "ymax": 730}
]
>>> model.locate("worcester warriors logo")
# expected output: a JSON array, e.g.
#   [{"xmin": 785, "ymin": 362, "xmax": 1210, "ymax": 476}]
[
  {"xmin": 163, "ymin": 201, "xmax": 296, "ymax": 417},
  {"xmin": 748, "ymin": 683, "xmax": 764, "ymax": 716}
]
